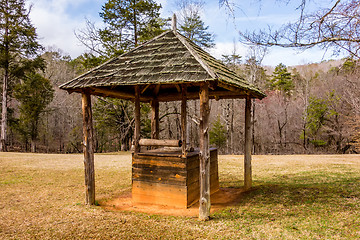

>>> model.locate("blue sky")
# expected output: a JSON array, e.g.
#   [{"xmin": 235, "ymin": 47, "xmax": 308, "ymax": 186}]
[{"xmin": 28, "ymin": 0, "xmax": 341, "ymax": 66}]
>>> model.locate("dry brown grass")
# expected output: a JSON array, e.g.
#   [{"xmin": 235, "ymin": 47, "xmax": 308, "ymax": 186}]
[{"xmin": 1, "ymin": 152, "xmax": 359, "ymax": 239}]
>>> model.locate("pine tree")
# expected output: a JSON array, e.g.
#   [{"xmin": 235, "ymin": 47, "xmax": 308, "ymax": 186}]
[
  {"xmin": 209, "ymin": 116, "xmax": 227, "ymax": 149},
  {"xmin": 0, "ymin": 0, "xmax": 42, "ymax": 151},
  {"xmin": 13, "ymin": 73, "xmax": 54, "ymax": 152},
  {"xmin": 269, "ymin": 63, "xmax": 294, "ymax": 96},
  {"xmin": 268, "ymin": 63, "xmax": 294, "ymax": 148},
  {"xmin": 99, "ymin": 0, "xmax": 162, "ymax": 55},
  {"xmin": 76, "ymin": 1, "xmax": 166, "ymax": 68},
  {"xmin": 179, "ymin": 10, "xmax": 215, "ymax": 49}
]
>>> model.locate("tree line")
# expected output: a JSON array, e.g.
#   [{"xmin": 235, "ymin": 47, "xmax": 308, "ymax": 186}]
[{"xmin": 0, "ymin": 0, "xmax": 359, "ymax": 154}]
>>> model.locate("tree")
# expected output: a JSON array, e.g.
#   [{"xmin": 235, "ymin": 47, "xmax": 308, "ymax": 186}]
[
  {"xmin": 268, "ymin": 63, "xmax": 294, "ymax": 148},
  {"xmin": 268, "ymin": 63, "xmax": 294, "ymax": 96},
  {"xmin": 221, "ymin": 40, "xmax": 242, "ymax": 71},
  {"xmin": 209, "ymin": 116, "xmax": 227, "ymax": 149},
  {"xmin": 77, "ymin": 0, "xmax": 164, "ymax": 58},
  {"xmin": 13, "ymin": 73, "xmax": 54, "ymax": 152},
  {"xmin": 244, "ymin": 47, "xmax": 268, "ymax": 154},
  {"xmin": 71, "ymin": 53, "xmax": 107, "ymax": 73},
  {"xmin": 220, "ymin": 43, "xmax": 241, "ymax": 154},
  {"xmin": 239, "ymin": 0, "xmax": 360, "ymax": 59},
  {"xmin": 0, "ymin": 0, "xmax": 42, "ymax": 151},
  {"xmin": 177, "ymin": 0, "xmax": 215, "ymax": 49},
  {"xmin": 41, "ymin": 49, "xmax": 82, "ymax": 153},
  {"xmin": 93, "ymin": 98, "xmax": 134, "ymax": 152},
  {"xmin": 304, "ymin": 91, "xmax": 342, "ymax": 149},
  {"xmin": 292, "ymin": 68, "xmax": 314, "ymax": 150}
]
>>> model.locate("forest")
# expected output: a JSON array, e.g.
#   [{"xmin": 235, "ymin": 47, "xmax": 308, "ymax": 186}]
[{"xmin": 1, "ymin": 0, "xmax": 359, "ymax": 154}]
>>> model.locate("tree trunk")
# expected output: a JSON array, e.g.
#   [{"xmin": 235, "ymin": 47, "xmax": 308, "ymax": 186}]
[
  {"xmin": 181, "ymin": 85, "xmax": 187, "ymax": 157},
  {"xmin": 199, "ymin": 82, "xmax": 210, "ymax": 221},
  {"xmin": 134, "ymin": 86, "xmax": 141, "ymax": 153},
  {"xmin": 223, "ymin": 101, "xmax": 231, "ymax": 154},
  {"xmin": 151, "ymin": 99, "xmax": 159, "ymax": 139},
  {"xmin": 244, "ymin": 96, "xmax": 252, "ymax": 190},
  {"xmin": 31, "ymin": 139, "xmax": 36, "ymax": 153},
  {"xmin": 164, "ymin": 102, "xmax": 173, "ymax": 139},
  {"xmin": 230, "ymin": 99, "xmax": 234, "ymax": 154},
  {"xmin": 0, "ymin": 10, "xmax": 9, "ymax": 152},
  {"xmin": 1, "ymin": 71, "xmax": 8, "ymax": 152},
  {"xmin": 82, "ymin": 92, "xmax": 95, "ymax": 205},
  {"xmin": 252, "ymin": 100, "xmax": 256, "ymax": 154}
]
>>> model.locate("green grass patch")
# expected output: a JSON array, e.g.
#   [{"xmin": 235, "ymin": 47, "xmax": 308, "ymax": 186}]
[{"xmin": 0, "ymin": 153, "xmax": 359, "ymax": 239}]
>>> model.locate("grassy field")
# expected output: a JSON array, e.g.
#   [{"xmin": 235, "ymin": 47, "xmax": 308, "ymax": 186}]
[{"xmin": 0, "ymin": 152, "xmax": 359, "ymax": 239}]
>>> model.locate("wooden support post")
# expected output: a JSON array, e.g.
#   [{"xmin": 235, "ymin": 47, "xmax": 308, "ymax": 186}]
[
  {"xmin": 181, "ymin": 85, "xmax": 187, "ymax": 157},
  {"xmin": 134, "ymin": 86, "xmax": 141, "ymax": 154},
  {"xmin": 199, "ymin": 82, "xmax": 210, "ymax": 221},
  {"xmin": 81, "ymin": 91, "xmax": 95, "ymax": 205},
  {"xmin": 244, "ymin": 96, "xmax": 252, "ymax": 190},
  {"xmin": 151, "ymin": 99, "xmax": 159, "ymax": 139}
]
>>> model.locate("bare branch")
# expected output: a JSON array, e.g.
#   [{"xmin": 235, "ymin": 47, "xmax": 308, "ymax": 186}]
[{"xmin": 240, "ymin": 0, "xmax": 360, "ymax": 58}]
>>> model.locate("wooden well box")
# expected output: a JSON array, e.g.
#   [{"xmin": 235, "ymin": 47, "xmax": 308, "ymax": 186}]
[{"xmin": 132, "ymin": 148, "xmax": 219, "ymax": 208}]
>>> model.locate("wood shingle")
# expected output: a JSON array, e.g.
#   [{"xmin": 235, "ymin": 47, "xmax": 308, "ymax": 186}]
[{"xmin": 60, "ymin": 30, "xmax": 266, "ymax": 101}]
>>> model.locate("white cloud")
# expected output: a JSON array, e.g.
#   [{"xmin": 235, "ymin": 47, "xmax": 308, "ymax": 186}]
[
  {"xmin": 209, "ymin": 42, "xmax": 247, "ymax": 60},
  {"xmin": 28, "ymin": 0, "xmax": 102, "ymax": 58},
  {"xmin": 25, "ymin": 0, "xmax": 343, "ymax": 66}
]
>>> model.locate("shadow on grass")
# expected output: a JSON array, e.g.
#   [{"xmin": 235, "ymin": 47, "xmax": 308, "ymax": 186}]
[{"xmin": 212, "ymin": 173, "xmax": 360, "ymax": 220}]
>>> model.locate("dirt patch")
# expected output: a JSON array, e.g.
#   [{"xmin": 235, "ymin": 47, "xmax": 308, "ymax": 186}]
[{"xmin": 100, "ymin": 187, "xmax": 247, "ymax": 217}]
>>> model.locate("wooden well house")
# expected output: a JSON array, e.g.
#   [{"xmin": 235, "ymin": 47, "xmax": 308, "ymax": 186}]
[{"xmin": 60, "ymin": 15, "xmax": 265, "ymax": 220}]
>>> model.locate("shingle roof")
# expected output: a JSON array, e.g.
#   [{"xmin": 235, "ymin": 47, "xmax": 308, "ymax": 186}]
[{"xmin": 60, "ymin": 30, "xmax": 266, "ymax": 101}]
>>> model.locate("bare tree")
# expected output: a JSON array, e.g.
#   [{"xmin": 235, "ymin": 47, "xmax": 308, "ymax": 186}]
[{"xmin": 239, "ymin": 0, "xmax": 360, "ymax": 58}]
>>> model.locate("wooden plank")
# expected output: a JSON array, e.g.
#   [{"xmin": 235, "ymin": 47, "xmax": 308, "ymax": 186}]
[
  {"xmin": 132, "ymin": 159, "xmax": 186, "ymax": 169},
  {"xmin": 187, "ymin": 164, "xmax": 218, "ymax": 186},
  {"xmin": 187, "ymin": 173, "xmax": 219, "ymax": 192},
  {"xmin": 132, "ymin": 166, "xmax": 186, "ymax": 177},
  {"xmin": 133, "ymin": 153, "xmax": 186, "ymax": 164},
  {"xmin": 132, "ymin": 163, "xmax": 185, "ymax": 172},
  {"xmin": 139, "ymin": 139, "xmax": 182, "ymax": 147},
  {"xmin": 187, "ymin": 173, "xmax": 219, "ymax": 207},
  {"xmin": 244, "ymin": 96, "xmax": 252, "ymax": 190},
  {"xmin": 210, "ymin": 173, "xmax": 220, "ymax": 194},
  {"xmin": 181, "ymin": 85, "xmax": 187, "ymax": 157},
  {"xmin": 186, "ymin": 155, "xmax": 200, "ymax": 171},
  {"xmin": 186, "ymin": 148, "xmax": 217, "ymax": 171},
  {"xmin": 199, "ymin": 82, "xmax": 211, "ymax": 221},
  {"xmin": 187, "ymin": 174, "xmax": 218, "ymax": 195},
  {"xmin": 134, "ymin": 86, "xmax": 141, "ymax": 153},
  {"xmin": 187, "ymin": 183, "xmax": 200, "ymax": 207},
  {"xmin": 132, "ymin": 171, "xmax": 186, "ymax": 186},
  {"xmin": 132, "ymin": 180, "xmax": 187, "ymax": 207},
  {"xmin": 137, "ymin": 152, "xmax": 182, "ymax": 157},
  {"xmin": 151, "ymin": 99, "xmax": 159, "ymax": 139},
  {"xmin": 81, "ymin": 92, "xmax": 95, "ymax": 205},
  {"xmin": 132, "ymin": 193, "xmax": 187, "ymax": 208},
  {"xmin": 186, "ymin": 167, "xmax": 199, "ymax": 185},
  {"xmin": 187, "ymin": 170, "xmax": 219, "ymax": 188}
]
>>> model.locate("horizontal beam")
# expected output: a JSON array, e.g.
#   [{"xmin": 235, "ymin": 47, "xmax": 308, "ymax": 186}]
[
  {"xmin": 139, "ymin": 139, "xmax": 182, "ymax": 147},
  {"xmin": 89, "ymin": 87, "xmax": 152, "ymax": 102},
  {"xmin": 155, "ymin": 90, "xmax": 249, "ymax": 102},
  {"xmin": 67, "ymin": 86, "xmax": 254, "ymax": 102}
]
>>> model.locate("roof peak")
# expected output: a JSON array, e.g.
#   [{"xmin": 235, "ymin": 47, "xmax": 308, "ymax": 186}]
[{"xmin": 172, "ymin": 13, "xmax": 177, "ymax": 32}]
